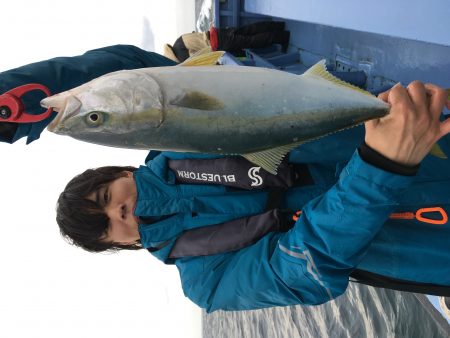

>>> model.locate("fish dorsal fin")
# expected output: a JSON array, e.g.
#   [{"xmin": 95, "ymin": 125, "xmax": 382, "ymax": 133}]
[
  {"xmin": 179, "ymin": 48, "xmax": 225, "ymax": 66},
  {"xmin": 303, "ymin": 60, "xmax": 375, "ymax": 98},
  {"xmin": 243, "ymin": 142, "xmax": 303, "ymax": 175},
  {"xmin": 430, "ymin": 143, "xmax": 447, "ymax": 159},
  {"xmin": 191, "ymin": 46, "xmax": 214, "ymax": 57}
]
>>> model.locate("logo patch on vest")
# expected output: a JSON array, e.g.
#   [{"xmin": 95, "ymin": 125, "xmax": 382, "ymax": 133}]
[
  {"xmin": 248, "ymin": 167, "xmax": 263, "ymax": 186},
  {"xmin": 176, "ymin": 170, "xmax": 236, "ymax": 183}
]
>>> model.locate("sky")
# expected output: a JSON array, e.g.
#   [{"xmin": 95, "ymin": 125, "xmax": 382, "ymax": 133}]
[{"xmin": 0, "ymin": 1, "xmax": 202, "ymax": 337}]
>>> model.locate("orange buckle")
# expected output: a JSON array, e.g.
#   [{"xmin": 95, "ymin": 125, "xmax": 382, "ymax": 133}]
[
  {"xmin": 415, "ymin": 207, "xmax": 448, "ymax": 225},
  {"xmin": 292, "ymin": 210, "xmax": 302, "ymax": 222}
]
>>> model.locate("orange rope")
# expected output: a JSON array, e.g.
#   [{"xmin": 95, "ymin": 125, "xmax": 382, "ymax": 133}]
[
  {"xmin": 389, "ymin": 212, "xmax": 415, "ymax": 220},
  {"xmin": 292, "ymin": 207, "xmax": 448, "ymax": 225}
]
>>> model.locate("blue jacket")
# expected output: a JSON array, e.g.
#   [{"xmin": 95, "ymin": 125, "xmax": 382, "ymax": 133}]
[{"xmin": 135, "ymin": 128, "xmax": 450, "ymax": 312}]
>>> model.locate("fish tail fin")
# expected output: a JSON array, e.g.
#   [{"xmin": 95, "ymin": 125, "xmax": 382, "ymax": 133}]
[
  {"xmin": 430, "ymin": 143, "xmax": 447, "ymax": 159},
  {"xmin": 179, "ymin": 48, "xmax": 225, "ymax": 66}
]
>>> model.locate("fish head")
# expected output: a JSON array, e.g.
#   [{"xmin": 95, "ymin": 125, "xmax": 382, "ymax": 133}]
[{"xmin": 41, "ymin": 70, "xmax": 164, "ymax": 143}]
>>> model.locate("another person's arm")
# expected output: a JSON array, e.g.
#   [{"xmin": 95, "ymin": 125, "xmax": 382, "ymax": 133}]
[{"xmin": 0, "ymin": 45, "xmax": 176, "ymax": 144}]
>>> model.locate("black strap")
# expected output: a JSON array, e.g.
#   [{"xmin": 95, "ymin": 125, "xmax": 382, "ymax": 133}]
[
  {"xmin": 350, "ymin": 269, "xmax": 450, "ymax": 296},
  {"xmin": 359, "ymin": 142, "xmax": 420, "ymax": 176},
  {"xmin": 265, "ymin": 188, "xmax": 287, "ymax": 211},
  {"xmin": 168, "ymin": 157, "xmax": 313, "ymax": 190},
  {"xmin": 168, "ymin": 209, "xmax": 295, "ymax": 260}
]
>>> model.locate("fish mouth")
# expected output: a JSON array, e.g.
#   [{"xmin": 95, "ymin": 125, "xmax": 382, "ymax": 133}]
[
  {"xmin": 41, "ymin": 94, "xmax": 82, "ymax": 132},
  {"xmin": 46, "ymin": 110, "xmax": 64, "ymax": 132}
]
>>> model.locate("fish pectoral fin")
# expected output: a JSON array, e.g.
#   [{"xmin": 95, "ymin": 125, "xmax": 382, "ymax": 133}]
[
  {"xmin": 303, "ymin": 60, "xmax": 375, "ymax": 98},
  {"xmin": 179, "ymin": 48, "xmax": 225, "ymax": 66},
  {"xmin": 242, "ymin": 142, "xmax": 303, "ymax": 175},
  {"xmin": 170, "ymin": 91, "xmax": 225, "ymax": 110},
  {"xmin": 430, "ymin": 143, "xmax": 447, "ymax": 159}
]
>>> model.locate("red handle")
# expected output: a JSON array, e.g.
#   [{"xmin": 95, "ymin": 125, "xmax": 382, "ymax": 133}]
[{"xmin": 0, "ymin": 84, "xmax": 53, "ymax": 123}]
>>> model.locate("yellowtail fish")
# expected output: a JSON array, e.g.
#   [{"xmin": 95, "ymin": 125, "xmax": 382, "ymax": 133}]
[{"xmin": 42, "ymin": 60, "xmax": 393, "ymax": 174}]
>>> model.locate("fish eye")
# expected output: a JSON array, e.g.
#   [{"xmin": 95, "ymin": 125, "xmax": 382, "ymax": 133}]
[
  {"xmin": 85, "ymin": 111, "xmax": 104, "ymax": 127},
  {"xmin": 89, "ymin": 113, "xmax": 99, "ymax": 122}
]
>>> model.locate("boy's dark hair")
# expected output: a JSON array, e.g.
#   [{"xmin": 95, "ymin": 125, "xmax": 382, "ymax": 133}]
[{"xmin": 57, "ymin": 165, "xmax": 140, "ymax": 253}]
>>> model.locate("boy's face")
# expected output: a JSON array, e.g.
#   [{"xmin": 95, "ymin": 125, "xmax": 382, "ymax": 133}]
[{"xmin": 88, "ymin": 171, "xmax": 140, "ymax": 244}]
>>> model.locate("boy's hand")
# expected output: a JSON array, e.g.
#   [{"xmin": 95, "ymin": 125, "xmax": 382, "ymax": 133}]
[{"xmin": 365, "ymin": 81, "xmax": 450, "ymax": 166}]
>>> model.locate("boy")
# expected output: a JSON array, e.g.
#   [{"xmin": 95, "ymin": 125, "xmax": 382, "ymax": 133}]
[{"xmin": 57, "ymin": 82, "xmax": 450, "ymax": 312}]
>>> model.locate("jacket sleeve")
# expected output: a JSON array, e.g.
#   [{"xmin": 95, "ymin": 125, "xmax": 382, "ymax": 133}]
[
  {"xmin": 176, "ymin": 151, "xmax": 414, "ymax": 312},
  {"xmin": 0, "ymin": 45, "xmax": 176, "ymax": 144}
]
